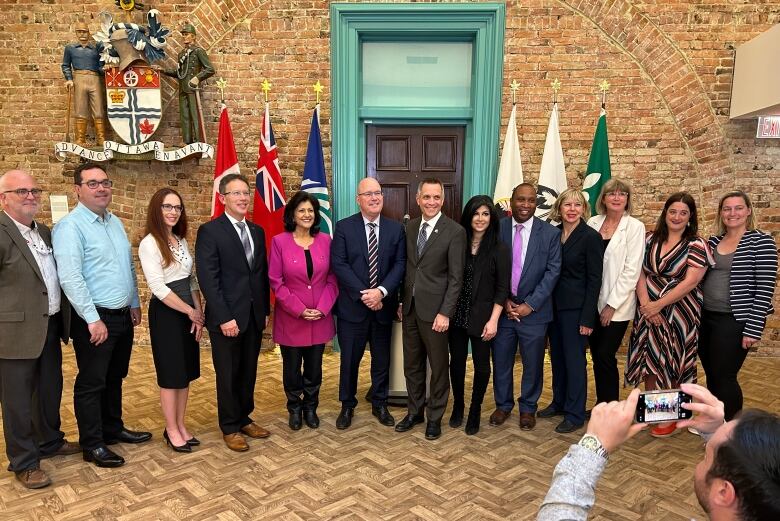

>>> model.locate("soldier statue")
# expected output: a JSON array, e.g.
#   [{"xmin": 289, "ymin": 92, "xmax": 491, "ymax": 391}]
[
  {"xmin": 163, "ymin": 24, "xmax": 215, "ymax": 144},
  {"xmin": 62, "ymin": 22, "xmax": 106, "ymax": 146}
]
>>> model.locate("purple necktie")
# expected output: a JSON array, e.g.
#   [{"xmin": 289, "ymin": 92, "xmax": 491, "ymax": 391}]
[{"xmin": 511, "ymin": 223, "xmax": 524, "ymax": 296}]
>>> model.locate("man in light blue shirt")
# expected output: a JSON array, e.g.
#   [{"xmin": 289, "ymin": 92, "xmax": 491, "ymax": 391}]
[{"xmin": 53, "ymin": 162, "xmax": 151, "ymax": 468}]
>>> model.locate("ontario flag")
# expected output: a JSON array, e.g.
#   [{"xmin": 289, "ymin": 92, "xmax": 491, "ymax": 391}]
[
  {"xmin": 252, "ymin": 102, "xmax": 287, "ymax": 254},
  {"xmin": 211, "ymin": 103, "xmax": 240, "ymax": 220}
]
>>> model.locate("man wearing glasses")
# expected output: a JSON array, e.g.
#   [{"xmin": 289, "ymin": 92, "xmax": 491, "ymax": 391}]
[
  {"xmin": 53, "ymin": 162, "xmax": 151, "ymax": 469},
  {"xmin": 330, "ymin": 177, "xmax": 406, "ymax": 429},
  {"xmin": 0, "ymin": 170, "xmax": 79, "ymax": 488},
  {"xmin": 196, "ymin": 173, "xmax": 271, "ymax": 452}
]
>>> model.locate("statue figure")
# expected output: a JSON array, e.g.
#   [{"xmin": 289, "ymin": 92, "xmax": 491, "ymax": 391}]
[
  {"xmin": 62, "ymin": 22, "xmax": 106, "ymax": 146},
  {"xmin": 163, "ymin": 24, "xmax": 215, "ymax": 144}
]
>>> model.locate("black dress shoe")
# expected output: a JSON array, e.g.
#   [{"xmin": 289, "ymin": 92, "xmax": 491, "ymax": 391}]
[
  {"xmin": 83, "ymin": 446, "xmax": 125, "ymax": 468},
  {"xmin": 104, "ymin": 428, "xmax": 152, "ymax": 445},
  {"xmin": 448, "ymin": 405, "xmax": 464, "ymax": 428},
  {"xmin": 303, "ymin": 410, "xmax": 320, "ymax": 429},
  {"xmin": 163, "ymin": 430, "xmax": 192, "ymax": 453},
  {"xmin": 394, "ymin": 414, "xmax": 425, "ymax": 432},
  {"xmin": 465, "ymin": 407, "xmax": 481, "ymax": 436},
  {"xmin": 336, "ymin": 407, "xmax": 354, "ymax": 430},
  {"xmin": 537, "ymin": 404, "xmax": 563, "ymax": 418},
  {"xmin": 372, "ymin": 405, "xmax": 395, "ymax": 426},
  {"xmin": 425, "ymin": 421, "xmax": 442, "ymax": 440},
  {"xmin": 186, "ymin": 436, "xmax": 200, "ymax": 446},
  {"xmin": 289, "ymin": 410, "xmax": 303, "ymax": 431},
  {"xmin": 554, "ymin": 419, "xmax": 584, "ymax": 434}
]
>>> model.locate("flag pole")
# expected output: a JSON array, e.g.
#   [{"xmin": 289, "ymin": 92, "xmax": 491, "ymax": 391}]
[
  {"xmin": 261, "ymin": 78, "xmax": 272, "ymax": 103},
  {"xmin": 599, "ymin": 79, "xmax": 610, "ymax": 110},
  {"xmin": 216, "ymin": 77, "xmax": 227, "ymax": 105},
  {"xmin": 551, "ymin": 78, "xmax": 561, "ymax": 105}
]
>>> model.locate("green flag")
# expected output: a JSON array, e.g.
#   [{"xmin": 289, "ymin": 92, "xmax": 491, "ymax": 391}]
[{"xmin": 583, "ymin": 109, "xmax": 611, "ymax": 214}]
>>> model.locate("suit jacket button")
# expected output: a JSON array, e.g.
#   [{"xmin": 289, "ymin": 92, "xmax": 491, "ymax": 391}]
[
  {"xmin": 43, "ymin": 313, "xmax": 49, "ymax": 317},
  {"xmin": 42, "ymin": 291, "xmax": 48, "ymax": 295},
  {"xmin": 307, "ymin": 285, "xmax": 311, "ymax": 289}
]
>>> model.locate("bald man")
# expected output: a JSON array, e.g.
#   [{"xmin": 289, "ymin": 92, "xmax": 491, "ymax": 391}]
[
  {"xmin": 0, "ymin": 171, "xmax": 77, "ymax": 489},
  {"xmin": 331, "ymin": 178, "xmax": 406, "ymax": 429}
]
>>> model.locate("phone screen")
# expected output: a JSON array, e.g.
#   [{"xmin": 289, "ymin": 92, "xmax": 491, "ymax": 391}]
[{"xmin": 635, "ymin": 389, "xmax": 693, "ymax": 423}]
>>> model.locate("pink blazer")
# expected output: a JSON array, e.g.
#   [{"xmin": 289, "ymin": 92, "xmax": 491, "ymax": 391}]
[{"xmin": 269, "ymin": 232, "xmax": 338, "ymax": 346}]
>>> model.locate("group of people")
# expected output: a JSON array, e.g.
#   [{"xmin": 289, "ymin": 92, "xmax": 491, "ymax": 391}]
[{"xmin": 0, "ymin": 163, "xmax": 777, "ymax": 498}]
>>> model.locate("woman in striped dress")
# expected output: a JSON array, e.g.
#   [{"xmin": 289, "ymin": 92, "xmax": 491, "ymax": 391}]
[{"xmin": 625, "ymin": 192, "xmax": 712, "ymax": 437}]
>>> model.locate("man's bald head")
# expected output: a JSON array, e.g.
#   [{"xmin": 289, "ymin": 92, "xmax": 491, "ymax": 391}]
[
  {"xmin": 0, "ymin": 170, "xmax": 41, "ymax": 226},
  {"xmin": 356, "ymin": 177, "xmax": 383, "ymax": 220}
]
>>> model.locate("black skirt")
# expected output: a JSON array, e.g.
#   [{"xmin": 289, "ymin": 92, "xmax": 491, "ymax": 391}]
[{"xmin": 148, "ymin": 288, "xmax": 200, "ymax": 389}]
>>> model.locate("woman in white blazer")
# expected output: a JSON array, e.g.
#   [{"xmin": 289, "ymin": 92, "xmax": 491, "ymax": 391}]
[{"xmin": 586, "ymin": 179, "xmax": 645, "ymax": 406}]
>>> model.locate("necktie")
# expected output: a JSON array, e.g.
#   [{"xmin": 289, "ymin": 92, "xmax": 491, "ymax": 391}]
[
  {"xmin": 236, "ymin": 221, "xmax": 254, "ymax": 266},
  {"xmin": 511, "ymin": 223, "xmax": 524, "ymax": 295},
  {"xmin": 417, "ymin": 222, "xmax": 428, "ymax": 257},
  {"xmin": 367, "ymin": 222, "xmax": 378, "ymax": 288}
]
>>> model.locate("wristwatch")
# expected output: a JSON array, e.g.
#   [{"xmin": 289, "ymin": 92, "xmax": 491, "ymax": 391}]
[{"xmin": 578, "ymin": 434, "xmax": 609, "ymax": 460}]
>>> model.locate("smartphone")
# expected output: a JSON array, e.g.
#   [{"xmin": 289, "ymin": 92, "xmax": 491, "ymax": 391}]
[{"xmin": 635, "ymin": 389, "xmax": 693, "ymax": 423}]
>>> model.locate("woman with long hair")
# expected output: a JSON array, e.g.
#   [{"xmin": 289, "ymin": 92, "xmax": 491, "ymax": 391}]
[
  {"xmin": 626, "ymin": 192, "xmax": 712, "ymax": 437},
  {"xmin": 699, "ymin": 191, "xmax": 777, "ymax": 420},
  {"xmin": 538, "ymin": 189, "xmax": 603, "ymax": 433},
  {"xmin": 268, "ymin": 191, "xmax": 338, "ymax": 431},
  {"xmin": 138, "ymin": 188, "xmax": 204, "ymax": 452},
  {"xmin": 447, "ymin": 195, "xmax": 510, "ymax": 435},
  {"xmin": 586, "ymin": 179, "xmax": 645, "ymax": 408}
]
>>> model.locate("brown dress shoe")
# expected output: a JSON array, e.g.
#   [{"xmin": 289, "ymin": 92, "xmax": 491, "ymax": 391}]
[
  {"xmin": 240, "ymin": 422, "xmax": 271, "ymax": 439},
  {"xmin": 223, "ymin": 433, "xmax": 249, "ymax": 452},
  {"xmin": 519, "ymin": 412, "xmax": 536, "ymax": 431},
  {"xmin": 41, "ymin": 440, "xmax": 80, "ymax": 459},
  {"xmin": 489, "ymin": 409, "xmax": 511, "ymax": 426},
  {"xmin": 15, "ymin": 468, "xmax": 51, "ymax": 489}
]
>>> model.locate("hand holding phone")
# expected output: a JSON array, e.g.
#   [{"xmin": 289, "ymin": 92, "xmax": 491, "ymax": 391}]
[{"xmin": 635, "ymin": 389, "xmax": 693, "ymax": 424}]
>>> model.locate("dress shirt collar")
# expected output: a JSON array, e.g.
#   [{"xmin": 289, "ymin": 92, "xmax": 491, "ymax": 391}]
[
  {"xmin": 225, "ymin": 212, "xmax": 247, "ymax": 227},
  {"xmin": 421, "ymin": 211, "xmax": 442, "ymax": 231},
  {"xmin": 362, "ymin": 214, "xmax": 381, "ymax": 227},
  {"xmin": 6, "ymin": 212, "xmax": 36, "ymax": 235},
  {"xmin": 74, "ymin": 201, "xmax": 113, "ymax": 223},
  {"xmin": 512, "ymin": 215, "xmax": 534, "ymax": 233}
]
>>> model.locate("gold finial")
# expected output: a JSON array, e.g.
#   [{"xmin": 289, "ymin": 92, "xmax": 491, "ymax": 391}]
[
  {"xmin": 551, "ymin": 78, "xmax": 561, "ymax": 104},
  {"xmin": 215, "ymin": 77, "xmax": 227, "ymax": 102},
  {"xmin": 313, "ymin": 80, "xmax": 324, "ymax": 104},
  {"xmin": 261, "ymin": 79, "xmax": 272, "ymax": 103},
  {"xmin": 509, "ymin": 79, "xmax": 520, "ymax": 105},
  {"xmin": 599, "ymin": 80, "xmax": 611, "ymax": 92}
]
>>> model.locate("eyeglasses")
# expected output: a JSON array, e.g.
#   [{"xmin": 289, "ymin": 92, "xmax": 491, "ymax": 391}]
[
  {"xmin": 606, "ymin": 191, "xmax": 629, "ymax": 198},
  {"xmin": 161, "ymin": 204, "xmax": 183, "ymax": 213},
  {"xmin": 222, "ymin": 190, "xmax": 251, "ymax": 197},
  {"xmin": 2, "ymin": 188, "xmax": 43, "ymax": 198},
  {"xmin": 358, "ymin": 190, "xmax": 383, "ymax": 198},
  {"xmin": 79, "ymin": 179, "xmax": 113, "ymax": 189}
]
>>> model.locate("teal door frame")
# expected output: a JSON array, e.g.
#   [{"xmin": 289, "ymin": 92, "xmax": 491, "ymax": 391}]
[{"xmin": 330, "ymin": 2, "xmax": 506, "ymax": 221}]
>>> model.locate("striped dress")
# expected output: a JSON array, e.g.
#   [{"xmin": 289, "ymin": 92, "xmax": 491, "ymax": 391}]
[{"xmin": 625, "ymin": 235, "xmax": 712, "ymax": 388}]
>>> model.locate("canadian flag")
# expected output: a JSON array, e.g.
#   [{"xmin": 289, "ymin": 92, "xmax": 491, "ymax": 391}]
[{"xmin": 211, "ymin": 102, "xmax": 240, "ymax": 219}]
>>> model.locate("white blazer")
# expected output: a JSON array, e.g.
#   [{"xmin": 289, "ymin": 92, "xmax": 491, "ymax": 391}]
[{"xmin": 587, "ymin": 213, "xmax": 645, "ymax": 321}]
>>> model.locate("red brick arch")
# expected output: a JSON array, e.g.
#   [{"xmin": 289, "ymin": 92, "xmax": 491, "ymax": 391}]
[{"xmin": 556, "ymin": 0, "xmax": 735, "ymax": 206}]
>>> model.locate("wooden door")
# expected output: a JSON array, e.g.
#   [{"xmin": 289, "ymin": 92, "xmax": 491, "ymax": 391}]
[{"xmin": 366, "ymin": 125, "xmax": 464, "ymax": 222}]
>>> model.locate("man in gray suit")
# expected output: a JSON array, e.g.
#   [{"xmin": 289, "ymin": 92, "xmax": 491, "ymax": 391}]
[
  {"xmin": 395, "ymin": 178, "xmax": 466, "ymax": 440},
  {"xmin": 0, "ymin": 170, "xmax": 78, "ymax": 489}
]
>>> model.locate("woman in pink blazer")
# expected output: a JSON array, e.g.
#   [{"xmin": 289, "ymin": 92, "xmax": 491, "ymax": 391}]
[{"xmin": 269, "ymin": 191, "xmax": 338, "ymax": 431}]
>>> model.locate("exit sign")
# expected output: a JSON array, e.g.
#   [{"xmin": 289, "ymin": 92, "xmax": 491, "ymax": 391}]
[{"xmin": 756, "ymin": 116, "xmax": 780, "ymax": 138}]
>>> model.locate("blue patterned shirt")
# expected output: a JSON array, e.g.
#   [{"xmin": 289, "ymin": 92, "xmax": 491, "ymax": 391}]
[
  {"xmin": 53, "ymin": 202, "xmax": 139, "ymax": 323},
  {"xmin": 61, "ymin": 43, "xmax": 103, "ymax": 80}
]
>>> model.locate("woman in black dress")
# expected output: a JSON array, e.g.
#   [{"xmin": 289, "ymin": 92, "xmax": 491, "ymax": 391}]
[
  {"xmin": 139, "ymin": 188, "xmax": 204, "ymax": 452},
  {"xmin": 448, "ymin": 195, "xmax": 510, "ymax": 434}
]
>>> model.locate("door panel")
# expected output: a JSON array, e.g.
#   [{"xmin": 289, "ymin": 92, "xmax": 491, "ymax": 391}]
[{"xmin": 367, "ymin": 125, "xmax": 464, "ymax": 223}]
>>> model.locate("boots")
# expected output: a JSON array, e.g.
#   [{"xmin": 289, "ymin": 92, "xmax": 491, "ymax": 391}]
[
  {"xmin": 93, "ymin": 118, "xmax": 107, "ymax": 146},
  {"xmin": 75, "ymin": 117, "xmax": 88, "ymax": 147}
]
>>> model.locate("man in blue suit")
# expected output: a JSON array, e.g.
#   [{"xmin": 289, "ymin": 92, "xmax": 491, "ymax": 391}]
[
  {"xmin": 331, "ymin": 177, "xmax": 406, "ymax": 429},
  {"xmin": 490, "ymin": 183, "xmax": 561, "ymax": 431}
]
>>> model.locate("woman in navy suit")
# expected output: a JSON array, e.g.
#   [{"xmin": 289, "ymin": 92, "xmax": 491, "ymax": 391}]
[
  {"xmin": 448, "ymin": 195, "xmax": 510, "ymax": 435},
  {"xmin": 538, "ymin": 188, "xmax": 603, "ymax": 433}
]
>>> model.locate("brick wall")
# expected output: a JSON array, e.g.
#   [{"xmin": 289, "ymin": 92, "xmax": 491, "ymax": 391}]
[{"xmin": 1, "ymin": 0, "xmax": 778, "ymax": 353}]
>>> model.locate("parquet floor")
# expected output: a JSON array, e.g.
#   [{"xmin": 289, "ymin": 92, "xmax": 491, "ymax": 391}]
[{"xmin": 1, "ymin": 343, "xmax": 778, "ymax": 520}]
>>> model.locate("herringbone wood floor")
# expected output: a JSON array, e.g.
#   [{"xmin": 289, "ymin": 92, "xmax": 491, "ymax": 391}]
[{"xmin": 1, "ymin": 343, "xmax": 778, "ymax": 520}]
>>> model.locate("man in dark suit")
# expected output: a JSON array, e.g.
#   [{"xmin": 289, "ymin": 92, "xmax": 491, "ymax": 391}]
[
  {"xmin": 331, "ymin": 177, "xmax": 406, "ymax": 429},
  {"xmin": 490, "ymin": 183, "xmax": 561, "ymax": 431},
  {"xmin": 196, "ymin": 173, "xmax": 271, "ymax": 452},
  {"xmin": 0, "ymin": 170, "xmax": 79, "ymax": 489},
  {"xmin": 395, "ymin": 178, "xmax": 466, "ymax": 440}
]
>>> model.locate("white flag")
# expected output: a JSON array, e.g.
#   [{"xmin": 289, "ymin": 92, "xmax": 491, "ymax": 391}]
[
  {"xmin": 494, "ymin": 104, "xmax": 523, "ymax": 215},
  {"xmin": 535, "ymin": 102, "xmax": 567, "ymax": 221}
]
